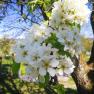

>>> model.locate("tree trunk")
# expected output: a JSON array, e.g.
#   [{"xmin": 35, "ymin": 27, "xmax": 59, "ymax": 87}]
[
  {"xmin": 72, "ymin": 62, "xmax": 94, "ymax": 94},
  {"xmin": 71, "ymin": 6, "xmax": 94, "ymax": 94}
]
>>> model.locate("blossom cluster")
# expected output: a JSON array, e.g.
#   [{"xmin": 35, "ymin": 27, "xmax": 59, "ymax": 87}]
[
  {"xmin": 12, "ymin": 0, "xmax": 90, "ymax": 82},
  {"xmin": 49, "ymin": 0, "xmax": 90, "ymax": 55},
  {"xmin": 12, "ymin": 24, "xmax": 74, "ymax": 81},
  {"xmin": 56, "ymin": 26, "xmax": 84, "ymax": 55},
  {"xmin": 49, "ymin": 0, "xmax": 90, "ymax": 28}
]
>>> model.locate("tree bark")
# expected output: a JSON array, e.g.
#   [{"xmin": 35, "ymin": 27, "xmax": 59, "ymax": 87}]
[
  {"xmin": 72, "ymin": 60, "xmax": 94, "ymax": 94},
  {"xmin": 71, "ymin": 6, "xmax": 94, "ymax": 94}
]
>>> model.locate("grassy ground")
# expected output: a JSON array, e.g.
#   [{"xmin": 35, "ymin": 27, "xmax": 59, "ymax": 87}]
[{"xmin": 0, "ymin": 57, "xmax": 77, "ymax": 94}]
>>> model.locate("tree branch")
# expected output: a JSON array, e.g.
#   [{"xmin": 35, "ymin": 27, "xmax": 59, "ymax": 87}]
[{"xmin": 39, "ymin": 5, "xmax": 49, "ymax": 21}]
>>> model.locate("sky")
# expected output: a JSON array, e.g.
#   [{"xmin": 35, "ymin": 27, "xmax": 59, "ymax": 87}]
[
  {"xmin": 0, "ymin": 2, "xmax": 93, "ymax": 39},
  {"xmin": 0, "ymin": 0, "xmax": 43, "ymax": 39},
  {"xmin": 80, "ymin": 15, "xmax": 93, "ymax": 38},
  {"xmin": 80, "ymin": 2, "xmax": 94, "ymax": 38}
]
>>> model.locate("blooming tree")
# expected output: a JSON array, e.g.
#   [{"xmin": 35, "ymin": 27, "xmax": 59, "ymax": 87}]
[{"xmin": 11, "ymin": 0, "xmax": 90, "ymax": 93}]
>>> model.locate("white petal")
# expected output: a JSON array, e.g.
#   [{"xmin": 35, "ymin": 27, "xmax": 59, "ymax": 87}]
[
  {"xmin": 39, "ymin": 68, "xmax": 46, "ymax": 76},
  {"xmin": 48, "ymin": 68, "xmax": 56, "ymax": 76},
  {"xmin": 50, "ymin": 59, "xmax": 59, "ymax": 67},
  {"xmin": 57, "ymin": 69, "xmax": 64, "ymax": 76},
  {"xmin": 64, "ymin": 68, "xmax": 74, "ymax": 75}
]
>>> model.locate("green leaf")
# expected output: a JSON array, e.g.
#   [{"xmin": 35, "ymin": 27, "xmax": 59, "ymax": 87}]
[
  {"xmin": 12, "ymin": 60, "xmax": 20, "ymax": 78},
  {"xmin": 44, "ymin": 72, "xmax": 50, "ymax": 86},
  {"xmin": 39, "ymin": 82, "xmax": 45, "ymax": 88},
  {"xmin": 45, "ymin": 33, "xmax": 71, "ymax": 57},
  {"xmin": 46, "ymin": 12, "xmax": 51, "ymax": 17},
  {"xmin": 53, "ymin": 84, "xmax": 65, "ymax": 94},
  {"xmin": 27, "ymin": 1, "xmax": 37, "ymax": 12},
  {"xmin": 22, "ymin": 14, "xmax": 27, "ymax": 19},
  {"xmin": 20, "ymin": 63, "xmax": 26, "ymax": 75}
]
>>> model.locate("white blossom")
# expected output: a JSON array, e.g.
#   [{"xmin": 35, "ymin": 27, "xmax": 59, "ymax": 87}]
[
  {"xmin": 57, "ymin": 57, "xmax": 75, "ymax": 76},
  {"xmin": 26, "ymin": 24, "xmax": 51, "ymax": 44},
  {"xmin": 39, "ymin": 56, "xmax": 59, "ymax": 76},
  {"xmin": 19, "ymin": 65, "xmax": 39, "ymax": 82},
  {"xmin": 12, "ymin": 39, "xmax": 32, "ymax": 63},
  {"xmin": 49, "ymin": 0, "xmax": 90, "ymax": 28}
]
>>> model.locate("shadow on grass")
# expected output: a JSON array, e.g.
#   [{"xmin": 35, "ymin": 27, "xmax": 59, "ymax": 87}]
[
  {"xmin": 65, "ymin": 88, "xmax": 77, "ymax": 94},
  {"xmin": 0, "ymin": 64, "xmax": 20, "ymax": 94}
]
